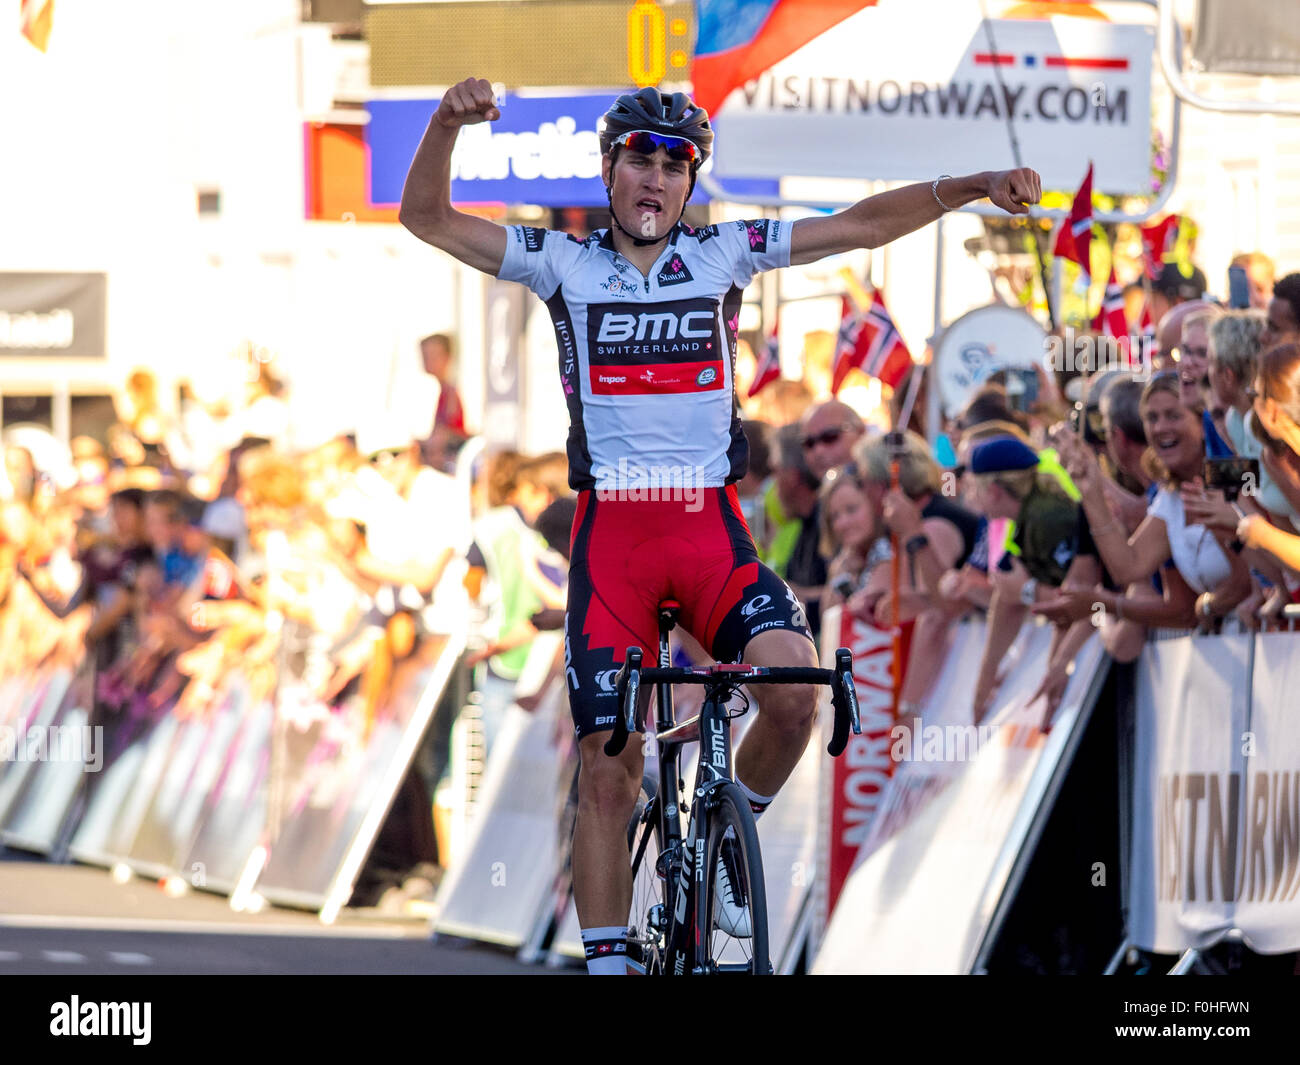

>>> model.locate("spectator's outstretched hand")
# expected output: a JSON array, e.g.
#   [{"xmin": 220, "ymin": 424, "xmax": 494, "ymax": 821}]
[
  {"xmin": 1030, "ymin": 583, "xmax": 1094, "ymax": 627},
  {"xmin": 989, "ymin": 554, "xmax": 1030, "ymax": 602}
]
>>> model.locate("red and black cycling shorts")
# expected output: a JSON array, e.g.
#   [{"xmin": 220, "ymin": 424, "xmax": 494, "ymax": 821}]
[{"xmin": 564, "ymin": 485, "xmax": 814, "ymax": 740}]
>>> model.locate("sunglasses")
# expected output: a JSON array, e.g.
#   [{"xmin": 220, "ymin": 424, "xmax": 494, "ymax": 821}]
[
  {"xmin": 802, "ymin": 426, "xmax": 852, "ymax": 450},
  {"xmin": 612, "ymin": 130, "xmax": 700, "ymax": 164}
]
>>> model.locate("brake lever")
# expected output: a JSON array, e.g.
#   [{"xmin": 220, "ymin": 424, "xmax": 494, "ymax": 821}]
[
  {"xmin": 827, "ymin": 647, "xmax": 861, "ymax": 757},
  {"xmin": 605, "ymin": 647, "xmax": 642, "ymax": 757}
]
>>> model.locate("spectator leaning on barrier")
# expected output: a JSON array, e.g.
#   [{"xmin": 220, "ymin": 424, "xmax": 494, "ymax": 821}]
[
  {"xmin": 1036, "ymin": 380, "xmax": 1203, "ymax": 692},
  {"xmin": 800, "ymin": 399, "xmax": 866, "ymax": 482},
  {"xmin": 818, "ymin": 462, "xmax": 886, "ymax": 610},
  {"xmin": 1176, "ymin": 304, "xmax": 1232, "ymax": 453},
  {"xmin": 1233, "ymin": 343, "xmax": 1300, "ymax": 575},
  {"xmin": 1068, "ymin": 372, "xmax": 1253, "ymax": 630},
  {"xmin": 766, "ymin": 423, "xmax": 827, "ymax": 637},
  {"xmin": 1205, "ymin": 310, "xmax": 1300, "ymax": 612},
  {"xmin": 968, "ymin": 436, "xmax": 1081, "ymax": 723},
  {"xmin": 854, "ymin": 430, "xmax": 977, "ymax": 712}
]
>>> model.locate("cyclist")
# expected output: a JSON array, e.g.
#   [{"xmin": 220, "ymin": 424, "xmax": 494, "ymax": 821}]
[{"xmin": 400, "ymin": 77, "xmax": 1040, "ymax": 974}]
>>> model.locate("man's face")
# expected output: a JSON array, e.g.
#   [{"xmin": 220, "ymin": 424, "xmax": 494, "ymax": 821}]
[
  {"xmin": 1264, "ymin": 297, "xmax": 1299, "ymax": 349},
  {"xmin": 1178, "ymin": 321, "xmax": 1210, "ymax": 410},
  {"xmin": 602, "ymin": 145, "xmax": 691, "ymax": 243},
  {"xmin": 800, "ymin": 410, "xmax": 862, "ymax": 481}
]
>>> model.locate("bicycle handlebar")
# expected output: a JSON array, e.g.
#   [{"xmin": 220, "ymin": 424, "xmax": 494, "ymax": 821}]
[{"xmin": 604, "ymin": 647, "xmax": 862, "ymax": 758}]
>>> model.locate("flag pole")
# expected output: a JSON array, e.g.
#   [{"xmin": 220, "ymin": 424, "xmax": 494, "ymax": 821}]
[
  {"xmin": 886, "ymin": 359, "xmax": 925, "ymax": 721},
  {"xmin": 977, "ymin": 2, "xmax": 1058, "ymax": 332}
]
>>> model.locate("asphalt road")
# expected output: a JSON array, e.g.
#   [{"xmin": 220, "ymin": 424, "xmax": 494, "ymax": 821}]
[{"xmin": 0, "ymin": 855, "xmax": 571, "ymax": 975}]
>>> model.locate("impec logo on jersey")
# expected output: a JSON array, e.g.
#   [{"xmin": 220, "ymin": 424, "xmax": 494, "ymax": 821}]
[{"xmin": 587, "ymin": 298, "xmax": 725, "ymax": 396}]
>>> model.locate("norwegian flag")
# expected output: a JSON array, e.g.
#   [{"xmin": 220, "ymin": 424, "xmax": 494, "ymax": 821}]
[
  {"xmin": 1052, "ymin": 162, "xmax": 1094, "ymax": 281},
  {"xmin": 857, "ymin": 289, "xmax": 912, "ymax": 390},
  {"xmin": 747, "ymin": 315, "xmax": 781, "ymax": 399},
  {"xmin": 833, "ymin": 290, "xmax": 911, "ymax": 395},
  {"xmin": 1091, "ymin": 268, "xmax": 1132, "ymax": 364},
  {"xmin": 831, "ymin": 295, "xmax": 865, "ymax": 395},
  {"xmin": 1139, "ymin": 215, "xmax": 1180, "ymax": 280}
]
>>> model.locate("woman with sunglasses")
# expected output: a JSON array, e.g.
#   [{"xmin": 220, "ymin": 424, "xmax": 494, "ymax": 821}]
[{"xmin": 399, "ymin": 75, "xmax": 1040, "ymax": 975}]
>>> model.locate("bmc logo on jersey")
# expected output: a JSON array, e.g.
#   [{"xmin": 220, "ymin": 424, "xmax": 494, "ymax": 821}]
[
  {"xmin": 656, "ymin": 255, "xmax": 693, "ymax": 287},
  {"xmin": 521, "ymin": 226, "xmax": 545, "ymax": 253},
  {"xmin": 588, "ymin": 298, "xmax": 720, "ymax": 360}
]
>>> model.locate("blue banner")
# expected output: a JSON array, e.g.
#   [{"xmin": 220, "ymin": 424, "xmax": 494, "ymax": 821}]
[{"xmin": 366, "ymin": 94, "xmax": 779, "ymax": 208}]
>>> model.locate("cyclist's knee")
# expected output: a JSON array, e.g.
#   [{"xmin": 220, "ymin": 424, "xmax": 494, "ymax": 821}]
[
  {"xmin": 756, "ymin": 683, "xmax": 818, "ymax": 735},
  {"xmin": 576, "ymin": 734, "xmax": 642, "ymax": 819}
]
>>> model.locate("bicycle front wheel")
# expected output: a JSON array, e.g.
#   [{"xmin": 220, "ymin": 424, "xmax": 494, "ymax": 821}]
[
  {"xmin": 699, "ymin": 782, "xmax": 770, "ymax": 975},
  {"xmin": 626, "ymin": 776, "xmax": 666, "ymax": 975}
]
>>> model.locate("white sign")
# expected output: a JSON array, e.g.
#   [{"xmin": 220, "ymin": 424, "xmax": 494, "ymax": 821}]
[
  {"xmin": 932, "ymin": 303, "xmax": 1048, "ymax": 420},
  {"xmin": 712, "ymin": 10, "xmax": 1155, "ymax": 195},
  {"xmin": 1131, "ymin": 634, "xmax": 1300, "ymax": 955}
]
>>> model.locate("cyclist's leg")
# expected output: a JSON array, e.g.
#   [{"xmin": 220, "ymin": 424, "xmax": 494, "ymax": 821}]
[
  {"xmin": 565, "ymin": 492, "xmax": 661, "ymax": 969},
  {"xmin": 732, "ymin": 623, "xmax": 819, "ymax": 801},
  {"xmin": 692, "ymin": 488, "xmax": 819, "ymax": 805}
]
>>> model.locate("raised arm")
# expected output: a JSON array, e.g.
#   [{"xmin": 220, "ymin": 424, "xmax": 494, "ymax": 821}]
[
  {"xmin": 399, "ymin": 77, "xmax": 509, "ymax": 276},
  {"xmin": 789, "ymin": 169, "xmax": 1041, "ymax": 266}
]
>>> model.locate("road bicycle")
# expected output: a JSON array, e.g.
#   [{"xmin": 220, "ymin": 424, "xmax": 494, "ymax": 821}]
[{"xmin": 606, "ymin": 599, "xmax": 860, "ymax": 975}]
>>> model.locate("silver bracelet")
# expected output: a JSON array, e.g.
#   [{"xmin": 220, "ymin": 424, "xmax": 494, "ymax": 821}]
[{"xmin": 931, "ymin": 174, "xmax": 957, "ymax": 212}]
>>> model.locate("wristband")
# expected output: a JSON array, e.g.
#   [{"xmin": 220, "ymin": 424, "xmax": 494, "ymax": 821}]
[
  {"xmin": 931, "ymin": 175, "xmax": 957, "ymax": 212},
  {"xmin": 904, "ymin": 534, "xmax": 929, "ymax": 556},
  {"xmin": 1019, "ymin": 577, "xmax": 1039, "ymax": 607}
]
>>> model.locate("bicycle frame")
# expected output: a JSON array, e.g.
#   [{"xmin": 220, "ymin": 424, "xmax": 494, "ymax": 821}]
[{"xmin": 644, "ymin": 618, "xmax": 745, "ymax": 975}]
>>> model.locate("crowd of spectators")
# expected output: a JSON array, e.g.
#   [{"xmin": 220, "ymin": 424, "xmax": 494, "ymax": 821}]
[
  {"xmin": 0, "ymin": 338, "xmax": 576, "ymax": 897},
  {"xmin": 4, "ymin": 256, "xmax": 1300, "ymax": 897},
  {"xmin": 741, "ymin": 261, "xmax": 1300, "ymax": 732}
]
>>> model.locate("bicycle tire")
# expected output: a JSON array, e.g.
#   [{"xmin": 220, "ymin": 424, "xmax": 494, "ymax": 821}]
[
  {"xmin": 699, "ymin": 782, "xmax": 770, "ymax": 975},
  {"xmin": 626, "ymin": 777, "xmax": 666, "ymax": 975}
]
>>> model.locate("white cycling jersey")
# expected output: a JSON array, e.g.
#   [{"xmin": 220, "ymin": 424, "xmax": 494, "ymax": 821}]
[{"xmin": 497, "ymin": 219, "xmax": 792, "ymax": 491}]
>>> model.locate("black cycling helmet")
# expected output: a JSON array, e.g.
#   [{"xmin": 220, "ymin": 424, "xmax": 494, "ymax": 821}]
[
  {"xmin": 599, "ymin": 89, "xmax": 713, "ymax": 247},
  {"xmin": 597, "ymin": 87, "xmax": 714, "ymax": 165}
]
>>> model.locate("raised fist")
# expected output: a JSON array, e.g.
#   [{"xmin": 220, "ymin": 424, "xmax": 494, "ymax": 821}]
[
  {"xmin": 986, "ymin": 167, "xmax": 1042, "ymax": 216},
  {"xmin": 435, "ymin": 77, "xmax": 501, "ymax": 129}
]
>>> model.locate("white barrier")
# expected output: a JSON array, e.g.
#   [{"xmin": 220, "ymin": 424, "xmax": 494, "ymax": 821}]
[
  {"xmin": 813, "ymin": 618, "xmax": 1109, "ymax": 974},
  {"xmin": 1130, "ymin": 632, "xmax": 1300, "ymax": 954},
  {"xmin": 432, "ymin": 634, "xmax": 568, "ymax": 947}
]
